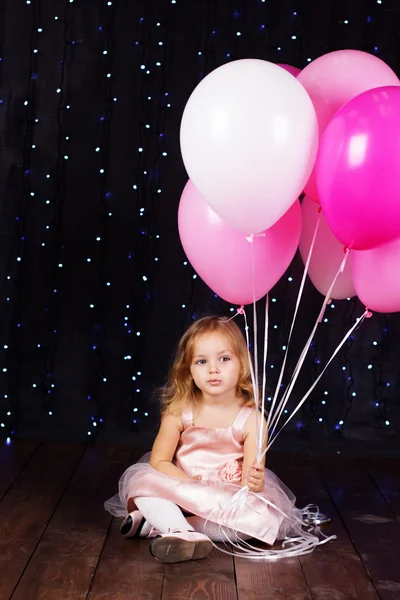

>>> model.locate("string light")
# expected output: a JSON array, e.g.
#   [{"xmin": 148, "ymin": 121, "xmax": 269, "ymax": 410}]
[{"xmin": 0, "ymin": 0, "xmax": 397, "ymax": 444}]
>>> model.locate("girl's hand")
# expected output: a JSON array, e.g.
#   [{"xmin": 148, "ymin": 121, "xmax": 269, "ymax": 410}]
[
  {"xmin": 247, "ymin": 460, "xmax": 265, "ymax": 493},
  {"xmin": 191, "ymin": 474, "xmax": 202, "ymax": 481}
]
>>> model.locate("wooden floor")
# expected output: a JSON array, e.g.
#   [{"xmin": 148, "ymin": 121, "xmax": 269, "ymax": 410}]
[{"xmin": 1, "ymin": 442, "xmax": 400, "ymax": 600}]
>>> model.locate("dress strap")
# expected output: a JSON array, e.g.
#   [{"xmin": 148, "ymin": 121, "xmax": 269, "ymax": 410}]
[
  {"xmin": 181, "ymin": 402, "xmax": 194, "ymax": 428},
  {"xmin": 232, "ymin": 405, "xmax": 254, "ymax": 431}
]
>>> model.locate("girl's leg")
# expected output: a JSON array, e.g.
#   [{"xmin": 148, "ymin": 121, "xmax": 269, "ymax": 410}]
[
  {"xmin": 122, "ymin": 498, "xmax": 252, "ymax": 543},
  {"xmin": 134, "ymin": 496, "xmax": 193, "ymax": 533},
  {"xmin": 187, "ymin": 515, "xmax": 252, "ymax": 542}
]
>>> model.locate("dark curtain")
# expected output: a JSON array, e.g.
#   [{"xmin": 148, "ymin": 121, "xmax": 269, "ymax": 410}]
[{"xmin": 0, "ymin": 0, "xmax": 399, "ymax": 453}]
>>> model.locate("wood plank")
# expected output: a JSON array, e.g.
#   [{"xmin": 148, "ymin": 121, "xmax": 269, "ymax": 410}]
[
  {"xmin": 2, "ymin": 444, "xmax": 395, "ymax": 600},
  {"xmin": 162, "ymin": 545, "xmax": 236, "ymax": 600},
  {"xmin": 361, "ymin": 457, "xmax": 400, "ymax": 597},
  {"xmin": 321, "ymin": 456, "xmax": 400, "ymax": 600},
  {"xmin": 235, "ymin": 555, "xmax": 311, "ymax": 600},
  {"xmin": 88, "ymin": 522, "xmax": 164, "ymax": 600},
  {"xmin": 362, "ymin": 457, "xmax": 400, "ymax": 518},
  {"xmin": 269, "ymin": 453, "xmax": 380, "ymax": 600},
  {"xmin": 87, "ymin": 446, "xmax": 165, "ymax": 600},
  {"xmin": 0, "ymin": 439, "xmax": 40, "ymax": 500},
  {"xmin": 320, "ymin": 456, "xmax": 400, "ymax": 552},
  {"xmin": 0, "ymin": 441, "xmax": 84, "ymax": 600},
  {"xmin": 11, "ymin": 444, "xmax": 132, "ymax": 600}
]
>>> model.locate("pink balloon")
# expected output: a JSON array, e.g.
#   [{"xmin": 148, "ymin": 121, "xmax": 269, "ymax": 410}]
[
  {"xmin": 298, "ymin": 50, "xmax": 400, "ymax": 202},
  {"xmin": 276, "ymin": 64, "xmax": 301, "ymax": 77},
  {"xmin": 178, "ymin": 180, "xmax": 301, "ymax": 305},
  {"xmin": 316, "ymin": 86, "xmax": 400, "ymax": 251},
  {"xmin": 352, "ymin": 238, "xmax": 400, "ymax": 313},
  {"xmin": 299, "ymin": 196, "xmax": 356, "ymax": 300}
]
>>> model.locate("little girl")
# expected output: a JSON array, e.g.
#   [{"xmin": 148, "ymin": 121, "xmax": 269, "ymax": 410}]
[{"xmin": 105, "ymin": 316, "xmax": 322, "ymax": 563}]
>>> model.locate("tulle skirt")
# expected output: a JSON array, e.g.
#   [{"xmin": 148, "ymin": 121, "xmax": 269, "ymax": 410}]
[{"xmin": 104, "ymin": 453, "xmax": 306, "ymax": 546}]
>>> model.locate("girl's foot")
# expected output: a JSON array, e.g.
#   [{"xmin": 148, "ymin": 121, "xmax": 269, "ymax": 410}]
[
  {"xmin": 120, "ymin": 510, "xmax": 146, "ymax": 538},
  {"xmin": 149, "ymin": 530, "xmax": 213, "ymax": 563}
]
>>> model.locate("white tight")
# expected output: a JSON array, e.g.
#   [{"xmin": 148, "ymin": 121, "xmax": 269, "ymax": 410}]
[
  {"xmin": 134, "ymin": 496, "xmax": 251, "ymax": 542},
  {"xmin": 134, "ymin": 496, "xmax": 192, "ymax": 533}
]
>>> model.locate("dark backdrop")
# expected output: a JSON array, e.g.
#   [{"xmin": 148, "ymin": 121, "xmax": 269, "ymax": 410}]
[{"xmin": 0, "ymin": 0, "xmax": 399, "ymax": 454}]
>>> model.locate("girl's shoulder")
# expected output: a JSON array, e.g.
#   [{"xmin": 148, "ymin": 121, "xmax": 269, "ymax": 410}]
[
  {"xmin": 241, "ymin": 407, "xmax": 267, "ymax": 435},
  {"xmin": 162, "ymin": 400, "xmax": 191, "ymax": 430}
]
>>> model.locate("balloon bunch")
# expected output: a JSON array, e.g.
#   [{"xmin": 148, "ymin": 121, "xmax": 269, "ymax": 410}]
[
  {"xmin": 179, "ymin": 57, "xmax": 317, "ymax": 305},
  {"xmin": 298, "ymin": 49, "xmax": 400, "ymax": 312},
  {"xmin": 177, "ymin": 50, "xmax": 400, "ymax": 443}
]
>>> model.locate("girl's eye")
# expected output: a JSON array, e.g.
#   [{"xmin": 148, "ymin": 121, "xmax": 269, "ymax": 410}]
[
  {"xmin": 195, "ymin": 359, "xmax": 206, "ymax": 365},
  {"xmin": 220, "ymin": 356, "xmax": 230, "ymax": 362}
]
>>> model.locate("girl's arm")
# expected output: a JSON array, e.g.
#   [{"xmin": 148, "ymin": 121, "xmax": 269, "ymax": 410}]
[
  {"xmin": 241, "ymin": 410, "xmax": 267, "ymax": 492},
  {"xmin": 150, "ymin": 411, "xmax": 192, "ymax": 480}
]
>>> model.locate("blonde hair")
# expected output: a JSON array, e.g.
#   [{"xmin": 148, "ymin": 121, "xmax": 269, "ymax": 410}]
[{"xmin": 159, "ymin": 316, "xmax": 256, "ymax": 415}]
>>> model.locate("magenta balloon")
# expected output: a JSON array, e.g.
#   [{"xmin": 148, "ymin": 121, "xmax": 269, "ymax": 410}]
[
  {"xmin": 178, "ymin": 181, "xmax": 301, "ymax": 305},
  {"xmin": 299, "ymin": 196, "xmax": 356, "ymax": 299},
  {"xmin": 352, "ymin": 238, "xmax": 400, "ymax": 313},
  {"xmin": 316, "ymin": 86, "xmax": 400, "ymax": 251},
  {"xmin": 276, "ymin": 64, "xmax": 301, "ymax": 77}
]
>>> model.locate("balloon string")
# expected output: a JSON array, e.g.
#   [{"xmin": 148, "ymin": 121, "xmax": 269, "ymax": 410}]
[
  {"xmin": 241, "ymin": 308, "xmax": 259, "ymax": 450},
  {"xmin": 259, "ymin": 295, "xmax": 269, "ymax": 462},
  {"xmin": 204, "ymin": 486, "xmax": 336, "ymax": 560},
  {"xmin": 236, "ymin": 233, "xmax": 268, "ymax": 460},
  {"xmin": 265, "ymin": 307, "xmax": 367, "ymax": 453},
  {"xmin": 250, "ymin": 238, "xmax": 260, "ymax": 455},
  {"xmin": 267, "ymin": 212, "xmax": 321, "ymax": 429},
  {"xmin": 268, "ymin": 249, "xmax": 349, "ymax": 435}
]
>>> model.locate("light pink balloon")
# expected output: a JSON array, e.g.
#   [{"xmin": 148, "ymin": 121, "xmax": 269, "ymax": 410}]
[
  {"xmin": 298, "ymin": 50, "xmax": 400, "ymax": 202},
  {"xmin": 299, "ymin": 196, "xmax": 356, "ymax": 300},
  {"xmin": 316, "ymin": 86, "xmax": 400, "ymax": 251},
  {"xmin": 276, "ymin": 64, "xmax": 301, "ymax": 77},
  {"xmin": 178, "ymin": 181, "xmax": 301, "ymax": 305},
  {"xmin": 352, "ymin": 238, "xmax": 400, "ymax": 313}
]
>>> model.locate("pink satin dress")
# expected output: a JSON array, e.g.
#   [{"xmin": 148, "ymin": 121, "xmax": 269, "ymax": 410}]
[{"xmin": 104, "ymin": 404, "xmax": 304, "ymax": 545}]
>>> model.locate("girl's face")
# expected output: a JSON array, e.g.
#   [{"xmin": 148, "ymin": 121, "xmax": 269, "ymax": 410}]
[{"xmin": 189, "ymin": 332, "xmax": 241, "ymax": 400}]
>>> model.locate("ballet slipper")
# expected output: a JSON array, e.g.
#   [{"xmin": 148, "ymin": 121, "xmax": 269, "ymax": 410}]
[
  {"xmin": 120, "ymin": 510, "xmax": 146, "ymax": 538},
  {"xmin": 149, "ymin": 530, "xmax": 213, "ymax": 563},
  {"xmin": 145, "ymin": 526, "xmax": 161, "ymax": 539}
]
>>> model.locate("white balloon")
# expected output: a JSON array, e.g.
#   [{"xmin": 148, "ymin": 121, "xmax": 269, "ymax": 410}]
[{"xmin": 180, "ymin": 59, "xmax": 318, "ymax": 233}]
